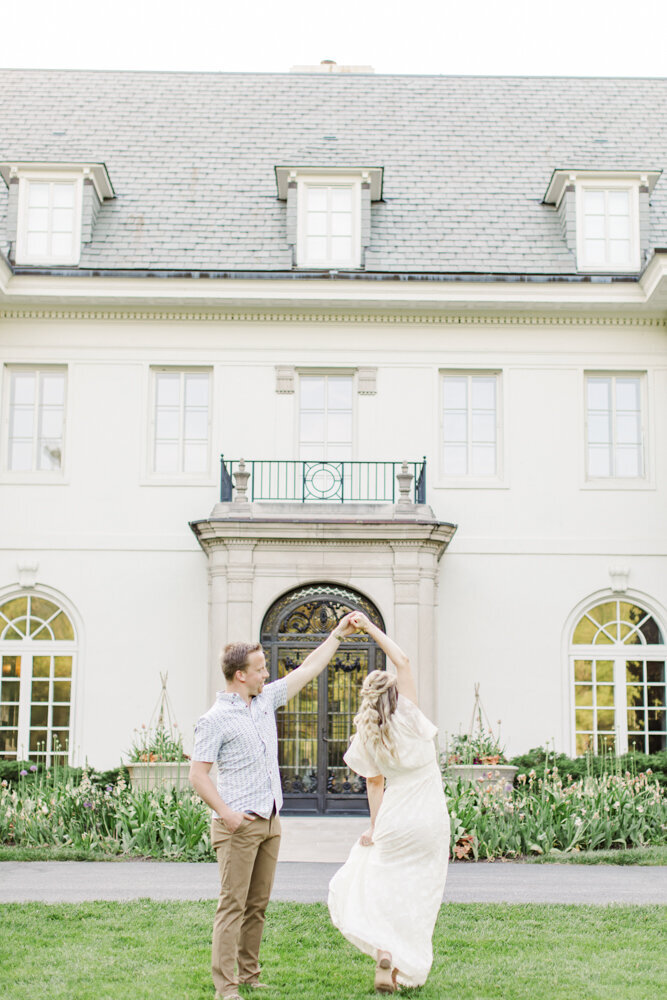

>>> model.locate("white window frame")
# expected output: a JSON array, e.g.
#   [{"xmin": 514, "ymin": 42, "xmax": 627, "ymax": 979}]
[
  {"xmin": 296, "ymin": 370, "xmax": 357, "ymax": 461},
  {"xmin": 583, "ymin": 371, "xmax": 648, "ymax": 486},
  {"xmin": 147, "ymin": 367, "xmax": 213, "ymax": 481},
  {"xmin": 296, "ymin": 176, "xmax": 362, "ymax": 269},
  {"xmin": 437, "ymin": 370, "xmax": 504, "ymax": 487},
  {"xmin": 568, "ymin": 598, "xmax": 667, "ymax": 756},
  {"xmin": 2, "ymin": 365, "xmax": 68, "ymax": 480},
  {"xmin": 576, "ymin": 180, "xmax": 640, "ymax": 273},
  {"xmin": 15, "ymin": 172, "xmax": 83, "ymax": 266}
]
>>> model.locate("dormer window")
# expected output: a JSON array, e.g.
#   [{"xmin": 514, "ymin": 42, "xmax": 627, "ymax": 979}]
[
  {"xmin": 275, "ymin": 166, "xmax": 383, "ymax": 270},
  {"xmin": 19, "ymin": 178, "xmax": 81, "ymax": 265},
  {"xmin": 544, "ymin": 169, "xmax": 661, "ymax": 274},
  {"xmin": 0, "ymin": 162, "xmax": 114, "ymax": 267}
]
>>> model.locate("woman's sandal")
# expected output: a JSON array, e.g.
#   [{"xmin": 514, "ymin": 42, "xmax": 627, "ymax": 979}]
[{"xmin": 374, "ymin": 952, "xmax": 396, "ymax": 994}]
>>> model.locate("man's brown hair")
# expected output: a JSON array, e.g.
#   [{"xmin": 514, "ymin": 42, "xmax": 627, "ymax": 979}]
[{"xmin": 220, "ymin": 641, "xmax": 262, "ymax": 682}]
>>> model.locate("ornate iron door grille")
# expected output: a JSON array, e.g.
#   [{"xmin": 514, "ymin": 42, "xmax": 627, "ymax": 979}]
[{"xmin": 261, "ymin": 585, "xmax": 386, "ymax": 814}]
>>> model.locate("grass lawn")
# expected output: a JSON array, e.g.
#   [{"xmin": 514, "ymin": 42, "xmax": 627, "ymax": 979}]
[
  {"xmin": 1, "ymin": 843, "xmax": 665, "ymax": 865},
  {"xmin": 1, "ymin": 901, "xmax": 665, "ymax": 1000}
]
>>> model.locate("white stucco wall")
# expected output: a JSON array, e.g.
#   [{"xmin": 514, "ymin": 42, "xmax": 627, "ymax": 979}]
[{"xmin": 1, "ymin": 311, "xmax": 666, "ymax": 767}]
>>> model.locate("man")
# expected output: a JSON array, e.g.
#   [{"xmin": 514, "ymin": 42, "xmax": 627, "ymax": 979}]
[{"xmin": 190, "ymin": 612, "xmax": 357, "ymax": 1000}]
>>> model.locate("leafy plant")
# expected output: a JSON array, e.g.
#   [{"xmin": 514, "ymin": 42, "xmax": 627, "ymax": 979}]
[{"xmin": 126, "ymin": 723, "xmax": 189, "ymax": 763}]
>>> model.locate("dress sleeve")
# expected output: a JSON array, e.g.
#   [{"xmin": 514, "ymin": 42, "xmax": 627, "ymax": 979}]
[
  {"xmin": 343, "ymin": 734, "xmax": 382, "ymax": 778},
  {"xmin": 398, "ymin": 697, "xmax": 438, "ymax": 741}
]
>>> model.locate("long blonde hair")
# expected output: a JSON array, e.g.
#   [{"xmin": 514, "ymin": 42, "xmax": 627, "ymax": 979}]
[{"xmin": 353, "ymin": 670, "xmax": 399, "ymax": 763}]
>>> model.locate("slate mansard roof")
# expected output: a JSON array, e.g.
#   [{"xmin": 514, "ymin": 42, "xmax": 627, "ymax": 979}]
[{"xmin": 1, "ymin": 69, "xmax": 667, "ymax": 277}]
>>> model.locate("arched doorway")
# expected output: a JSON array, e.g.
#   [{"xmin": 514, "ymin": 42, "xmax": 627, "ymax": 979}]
[
  {"xmin": 0, "ymin": 592, "xmax": 77, "ymax": 765},
  {"xmin": 570, "ymin": 597, "xmax": 666, "ymax": 755},
  {"xmin": 261, "ymin": 584, "xmax": 386, "ymax": 814}
]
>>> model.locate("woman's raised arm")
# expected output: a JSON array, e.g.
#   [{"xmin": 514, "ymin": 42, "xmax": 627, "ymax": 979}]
[{"xmin": 350, "ymin": 613, "xmax": 417, "ymax": 704}]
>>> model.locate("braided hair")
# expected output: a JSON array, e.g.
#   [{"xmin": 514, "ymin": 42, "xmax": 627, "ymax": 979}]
[{"xmin": 353, "ymin": 669, "xmax": 399, "ymax": 763}]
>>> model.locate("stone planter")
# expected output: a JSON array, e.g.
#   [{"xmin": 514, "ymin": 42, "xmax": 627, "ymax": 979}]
[
  {"xmin": 445, "ymin": 764, "xmax": 518, "ymax": 795},
  {"xmin": 126, "ymin": 760, "xmax": 191, "ymax": 791}
]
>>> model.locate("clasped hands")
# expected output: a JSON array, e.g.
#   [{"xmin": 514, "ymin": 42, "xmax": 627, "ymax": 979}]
[{"xmin": 333, "ymin": 611, "xmax": 372, "ymax": 638}]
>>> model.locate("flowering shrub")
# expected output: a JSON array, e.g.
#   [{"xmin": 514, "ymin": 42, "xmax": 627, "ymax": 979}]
[
  {"xmin": 445, "ymin": 768, "xmax": 667, "ymax": 860},
  {"xmin": 126, "ymin": 723, "xmax": 189, "ymax": 763},
  {"xmin": 0, "ymin": 767, "xmax": 209, "ymax": 860}
]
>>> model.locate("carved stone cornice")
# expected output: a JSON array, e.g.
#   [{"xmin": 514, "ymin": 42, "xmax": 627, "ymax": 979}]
[{"xmin": 1, "ymin": 308, "xmax": 665, "ymax": 328}]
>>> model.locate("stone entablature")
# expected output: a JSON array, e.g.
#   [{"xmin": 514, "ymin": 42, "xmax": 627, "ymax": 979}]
[{"xmin": 190, "ymin": 501, "xmax": 456, "ymax": 719}]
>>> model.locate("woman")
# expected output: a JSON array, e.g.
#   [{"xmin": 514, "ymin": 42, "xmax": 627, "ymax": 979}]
[{"xmin": 328, "ymin": 613, "xmax": 450, "ymax": 993}]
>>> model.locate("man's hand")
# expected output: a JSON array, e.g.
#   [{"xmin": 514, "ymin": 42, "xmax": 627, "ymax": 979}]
[
  {"xmin": 222, "ymin": 810, "xmax": 257, "ymax": 833},
  {"xmin": 349, "ymin": 612, "xmax": 372, "ymax": 633},
  {"xmin": 360, "ymin": 825, "xmax": 374, "ymax": 846},
  {"xmin": 333, "ymin": 611, "xmax": 358, "ymax": 638}
]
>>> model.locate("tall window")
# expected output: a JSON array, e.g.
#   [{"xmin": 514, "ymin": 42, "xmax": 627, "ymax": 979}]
[
  {"xmin": 299, "ymin": 375, "xmax": 353, "ymax": 461},
  {"xmin": 16, "ymin": 178, "xmax": 81, "ymax": 266},
  {"xmin": 152, "ymin": 370, "xmax": 210, "ymax": 475},
  {"xmin": 298, "ymin": 183, "xmax": 359, "ymax": 268},
  {"xmin": 6, "ymin": 368, "xmax": 66, "ymax": 472},
  {"xmin": 0, "ymin": 594, "xmax": 76, "ymax": 764},
  {"xmin": 442, "ymin": 374, "xmax": 498, "ymax": 477},
  {"xmin": 571, "ymin": 599, "xmax": 665, "ymax": 755},
  {"xmin": 586, "ymin": 375, "xmax": 643, "ymax": 479},
  {"xmin": 578, "ymin": 186, "xmax": 638, "ymax": 272}
]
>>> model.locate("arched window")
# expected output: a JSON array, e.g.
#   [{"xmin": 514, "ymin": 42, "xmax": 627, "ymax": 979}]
[
  {"xmin": 261, "ymin": 584, "xmax": 385, "ymax": 814},
  {"xmin": 571, "ymin": 599, "xmax": 666, "ymax": 755},
  {"xmin": 0, "ymin": 593, "xmax": 76, "ymax": 764}
]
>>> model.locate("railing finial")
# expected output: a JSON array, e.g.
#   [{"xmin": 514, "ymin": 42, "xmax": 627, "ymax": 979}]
[
  {"xmin": 396, "ymin": 460, "xmax": 414, "ymax": 506},
  {"xmin": 233, "ymin": 458, "xmax": 251, "ymax": 503}
]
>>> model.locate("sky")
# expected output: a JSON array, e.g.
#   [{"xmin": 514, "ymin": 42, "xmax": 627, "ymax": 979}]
[{"xmin": 1, "ymin": 0, "xmax": 667, "ymax": 77}]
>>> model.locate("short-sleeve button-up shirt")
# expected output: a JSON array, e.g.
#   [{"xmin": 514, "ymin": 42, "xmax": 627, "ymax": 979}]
[{"xmin": 192, "ymin": 677, "xmax": 288, "ymax": 818}]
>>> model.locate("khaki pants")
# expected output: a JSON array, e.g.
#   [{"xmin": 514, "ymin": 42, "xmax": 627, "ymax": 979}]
[{"xmin": 210, "ymin": 812, "xmax": 281, "ymax": 995}]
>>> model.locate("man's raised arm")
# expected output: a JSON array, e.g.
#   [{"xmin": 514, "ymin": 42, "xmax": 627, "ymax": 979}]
[{"xmin": 285, "ymin": 612, "xmax": 357, "ymax": 700}]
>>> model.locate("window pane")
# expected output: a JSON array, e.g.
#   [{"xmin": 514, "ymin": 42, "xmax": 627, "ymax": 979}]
[
  {"xmin": 54, "ymin": 656, "xmax": 72, "ymax": 677},
  {"xmin": 52, "ymin": 706, "xmax": 70, "ymax": 727},
  {"xmin": 32, "ymin": 656, "xmax": 51, "ymax": 677},
  {"xmin": 29, "ymin": 730, "xmax": 48, "ymax": 752},
  {"xmin": 443, "ymin": 445, "xmax": 467, "ymax": 475},
  {"xmin": 587, "ymin": 413, "xmax": 611, "ymax": 444},
  {"xmin": 306, "ymin": 236, "xmax": 327, "ymax": 260},
  {"xmin": 12, "ymin": 373, "xmax": 35, "ymax": 405},
  {"xmin": 330, "ymin": 188, "xmax": 353, "ymax": 212},
  {"xmin": 615, "ymin": 446, "xmax": 641, "ymax": 478},
  {"xmin": 53, "ymin": 681, "xmax": 71, "ymax": 702},
  {"xmin": 647, "ymin": 662, "xmax": 665, "ymax": 684},
  {"xmin": 471, "ymin": 378, "xmax": 496, "ymax": 408},
  {"xmin": 31, "ymin": 681, "xmax": 50, "ymax": 702},
  {"xmin": 596, "ymin": 661, "xmax": 614, "ymax": 682},
  {"xmin": 575, "ymin": 685, "xmax": 593, "ymax": 706},
  {"xmin": 584, "ymin": 215, "xmax": 605, "ymax": 239},
  {"xmin": 10, "ymin": 408, "xmax": 34, "ymax": 438},
  {"xmin": 53, "ymin": 184, "xmax": 75, "ymax": 208},
  {"xmin": 443, "ymin": 413, "xmax": 467, "ymax": 442},
  {"xmin": 584, "ymin": 239, "xmax": 605, "ymax": 263},
  {"xmin": 154, "ymin": 442, "xmax": 179, "ymax": 473},
  {"xmin": 471, "ymin": 444, "xmax": 496, "ymax": 476},
  {"xmin": 40, "ymin": 409, "xmax": 63, "ymax": 439},
  {"xmin": 51, "ymin": 615, "xmax": 74, "ymax": 641},
  {"xmin": 587, "ymin": 379, "xmax": 610, "ymax": 410},
  {"xmin": 616, "ymin": 379, "xmax": 640, "ymax": 410},
  {"xmin": 588, "ymin": 446, "xmax": 611, "ymax": 477},
  {"xmin": 300, "ymin": 412, "xmax": 325, "ymax": 443},
  {"xmin": 27, "ymin": 207, "xmax": 49, "ymax": 232},
  {"xmin": 184, "ymin": 409, "xmax": 208, "ymax": 440},
  {"xmin": 471, "ymin": 413, "xmax": 496, "ymax": 443},
  {"xmin": 183, "ymin": 443, "xmax": 208, "ymax": 474},
  {"xmin": 28, "ymin": 183, "xmax": 49, "ymax": 207},
  {"xmin": 41, "ymin": 373, "xmax": 65, "ymax": 405},
  {"xmin": 51, "ymin": 208, "xmax": 74, "ymax": 233},
  {"xmin": 30, "ymin": 705, "xmax": 48, "ymax": 726},
  {"xmin": 1, "ymin": 680, "xmax": 20, "ymax": 702},
  {"xmin": 609, "ymin": 240, "xmax": 631, "ymax": 265},
  {"xmin": 27, "ymin": 232, "xmax": 48, "ymax": 256},
  {"xmin": 331, "ymin": 236, "xmax": 352, "ymax": 259},
  {"xmin": 327, "ymin": 412, "xmax": 352, "ymax": 442},
  {"xmin": 573, "ymin": 617, "xmax": 597, "ymax": 643},
  {"xmin": 627, "ymin": 709, "xmax": 644, "ymax": 732},
  {"xmin": 39, "ymin": 442, "xmax": 62, "ymax": 471},
  {"xmin": 300, "ymin": 378, "xmax": 325, "ymax": 409},
  {"xmin": 156, "ymin": 409, "xmax": 179, "ymax": 439},
  {"xmin": 616, "ymin": 414, "xmax": 640, "ymax": 445},
  {"xmin": 51, "ymin": 233, "xmax": 74, "ymax": 257},
  {"xmin": 443, "ymin": 378, "xmax": 467, "ymax": 408},
  {"xmin": 596, "ymin": 709, "xmax": 615, "ymax": 730},
  {"xmin": 608, "ymin": 215, "xmax": 630, "ymax": 240},
  {"xmin": 10, "ymin": 442, "xmax": 33, "ymax": 471},
  {"xmin": 576, "ymin": 710, "xmax": 594, "ymax": 730},
  {"xmin": 331, "ymin": 213, "xmax": 352, "ymax": 236},
  {"xmin": 306, "ymin": 212, "xmax": 328, "ymax": 236},
  {"xmin": 306, "ymin": 187, "xmax": 327, "ymax": 211},
  {"xmin": 327, "ymin": 378, "xmax": 353, "ymax": 409},
  {"xmin": 184, "ymin": 375, "xmax": 208, "ymax": 406},
  {"xmin": 155, "ymin": 374, "xmax": 180, "ymax": 406},
  {"xmin": 596, "ymin": 685, "xmax": 615, "ymax": 707},
  {"xmin": 584, "ymin": 190, "xmax": 605, "ymax": 214},
  {"xmin": 608, "ymin": 190, "xmax": 629, "ymax": 215}
]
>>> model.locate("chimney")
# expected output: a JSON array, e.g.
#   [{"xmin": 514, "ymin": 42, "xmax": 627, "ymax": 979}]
[{"xmin": 290, "ymin": 60, "xmax": 375, "ymax": 74}]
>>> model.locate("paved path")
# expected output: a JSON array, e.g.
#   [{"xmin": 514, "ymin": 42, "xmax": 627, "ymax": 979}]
[{"xmin": 2, "ymin": 860, "xmax": 666, "ymax": 905}]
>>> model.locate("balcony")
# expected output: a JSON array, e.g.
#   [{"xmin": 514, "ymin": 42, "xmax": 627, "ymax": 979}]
[{"xmin": 219, "ymin": 456, "xmax": 426, "ymax": 504}]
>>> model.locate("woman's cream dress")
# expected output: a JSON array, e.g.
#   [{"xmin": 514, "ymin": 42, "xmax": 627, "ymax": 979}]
[{"xmin": 328, "ymin": 696, "xmax": 450, "ymax": 988}]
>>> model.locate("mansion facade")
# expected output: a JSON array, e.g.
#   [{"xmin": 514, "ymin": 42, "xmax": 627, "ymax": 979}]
[{"xmin": 1, "ymin": 67, "xmax": 666, "ymax": 812}]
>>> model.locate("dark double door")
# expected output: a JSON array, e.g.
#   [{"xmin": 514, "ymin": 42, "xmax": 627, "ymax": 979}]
[{"xmin": 261, "ymin": 584, "xmax": 386, "ymax": 814}]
